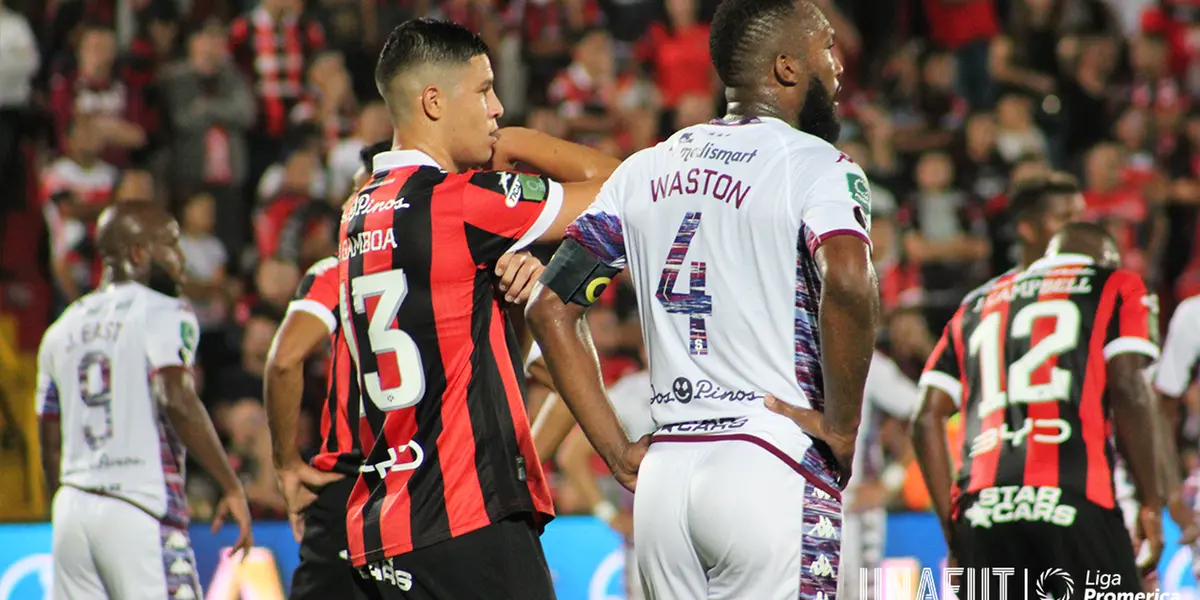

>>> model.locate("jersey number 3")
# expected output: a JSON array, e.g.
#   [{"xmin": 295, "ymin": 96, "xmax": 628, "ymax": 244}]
[
  {"xmin": 968, "ymin": 299, "xmax": 1082, "ymax": 418},
  {"xmin": 343, "ymin": 270, "xmax": 426, "ymax": 412},
  {"xmin": 656, "ymin": 212, "xmax": 712, "ymax": 356}
]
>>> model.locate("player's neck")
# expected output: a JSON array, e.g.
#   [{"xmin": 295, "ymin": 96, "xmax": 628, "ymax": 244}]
[
  {"xmin": 392, "ymin": 132, "xmax": 460, "ymax": 173},
  {"xmin": 723, "ymin": 97, "xmax": 797, "ymax": 128}
]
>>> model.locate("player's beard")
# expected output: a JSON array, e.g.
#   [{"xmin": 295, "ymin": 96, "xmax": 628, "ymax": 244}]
[
  {"xmin": 798, "ymin": 75, "xmax": 841, "ymax": 144},
  {"xmin": 147, "ymin": 261, "xmax": 181, "ymax": 297}
]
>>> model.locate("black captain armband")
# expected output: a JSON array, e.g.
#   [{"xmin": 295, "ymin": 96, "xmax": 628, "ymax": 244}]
[{"xmin": 541, "ymin": 239, "xmax": 621, "ymax": 307}]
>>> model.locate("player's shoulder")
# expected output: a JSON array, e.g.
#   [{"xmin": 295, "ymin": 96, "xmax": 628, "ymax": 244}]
[
  {"xmin": 139, "ymin": 286, "xmax": 197, "ymax": 322},
  {"xmin": 1173, "ymin": 294, "xmax": 1200, "ymax": 321},
  {"xmin": 960, "ymin": 268, "xmax": 1020, "ymax": 308},
  {"xmin": 458, "ymin": 169, "xmax": 554, "ymax": 206},
  {"xmin": 301, "ymin": 256, "xmax": 338, "ymax": 280}
]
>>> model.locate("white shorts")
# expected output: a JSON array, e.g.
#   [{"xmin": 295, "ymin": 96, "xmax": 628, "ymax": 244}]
[
  {"xmin": 632, "ymin": 439, "xmax": 842, "ymax": 600},
  {"xmin": 52, "ymin": 485, "xmax": 201, "ymax": 600}
]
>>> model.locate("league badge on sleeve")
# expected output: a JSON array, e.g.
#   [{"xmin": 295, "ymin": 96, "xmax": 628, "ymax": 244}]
[
  {"xmin": 517, "ymin": 174, "xmax": 547, "ymax": 202},
  {"xmin": 179, "ymin": 320, "xmax": 198, "ymax": 365},
  {"xmin": 846, "ymin": 172, "xmax": 871, "ymax": 231}
]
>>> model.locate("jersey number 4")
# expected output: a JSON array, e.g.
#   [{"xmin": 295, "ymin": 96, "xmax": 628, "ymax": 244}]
[
  {"xmin": 656, "ymin": 212, "xmax": 712, "ymax": 356},
  {"xmin": 342, "ymin": 270, "xmax": 426, "ymax": 412},
  {"xmin": 968, "ymin": 299, "xmax": 1082, "ymax": 418}
]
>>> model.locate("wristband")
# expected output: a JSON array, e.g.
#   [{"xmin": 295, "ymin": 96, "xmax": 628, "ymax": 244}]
[{"xmin": 592, "ymin": 500, "xmax": 618, "ymax": 524}]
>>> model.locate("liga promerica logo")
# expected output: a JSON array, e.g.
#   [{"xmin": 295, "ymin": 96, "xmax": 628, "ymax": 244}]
[{"xmin": 1036, "ymin": 569, "xmax": 1074, "ymax": 600}]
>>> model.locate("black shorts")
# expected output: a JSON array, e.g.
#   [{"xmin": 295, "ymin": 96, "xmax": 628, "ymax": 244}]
[
  {"xmin": 290, "ymin": 477, "xmax": 365, "ymax": 600},
  {"xmin": 951, "ymin": 488, "xmax": 1140, "ymax": 597},
  {"xmin": 353, "ymin": 514, "xmax": 556, "ymax": 600}
]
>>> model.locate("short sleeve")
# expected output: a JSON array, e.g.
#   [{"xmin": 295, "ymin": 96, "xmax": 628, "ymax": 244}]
[
  {"xmin": 865, "ymin": 352, "xmax": 918, "ymax": 419},
  {"xmin": 917, "ymin": 315, "xmax": 964, "ymax": 407},
  {"xmin": 145, "ymin": 298, "xmax": 201, "ymax": 372},
  {"xmin": 1154, "ymin": 298, "xmax": 1200, "ymax": 397},
  {"xmin": 460, "ymin": 170, "xmax": 565, "ymax": 264},
  {"xmin": 563, "ymin": 155, "xmax": 639, "ymax": 269},
  {"xmin": 1103, "ymin": 271, "xmax": 1160, "ymax": 361},
  {"xmin": 800, "ymin": 156, "xmax": 873, "ymax": 255},
  {"xmin": 35, "ymin": 334, "xmax": 60, "ymax": 418},
  {"xmin": 287, "ymin": 256, "xmax": 339, "ymax": 334}
]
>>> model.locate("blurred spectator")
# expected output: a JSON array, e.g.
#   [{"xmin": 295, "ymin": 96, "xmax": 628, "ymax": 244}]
[
  {"xmin": 900, "ymin": 151, "xmax": 990, "ymax": 331},
  {"xmin": 0, "ymin": 0, "xmax": 39, "ymax": 214},
  {"xmin": 41, "ymin": 118, "xmax": 116, "ymax": 303},
  {"xmin": 215, "ymin": 306, "xmax": 280, "ymax": 402},
  {"xmin": 955, "ymin": 111, "xmax": 1008, "ymax": 206},
  {"xmin": 511, "ymin": 0, "xmax": 605, "ymax": 104},
  {"xmin": 638, "ymin": 0, "xmax": 714, "ymax": 134},
  {"xmin": 123, "ymin": 0, "xmax": 183, "ymax": 145},
  {"xmin": 923, "ymin": 0, "xmax": 1000, "ymax": 109},
  {"xmin": 892, "ymin": 49, "xmax": 967, "ymax": 153},
  {"xmin": 1059, "ymin": 34, "xmax": 1119, "ymax": 164},
  {"xmin": 48, "ymin": 23, "xmax": 148, "ymax": 166},
  {"xmin": 326, "ymin": 101, "xmax": 391, "ymax": 202},
  {"xmin": 111, "ymin": 165, "xmax": 157, "ymax": 204},
  {"xmin": 549, "ymin": 28, "xmax": 619, "ymax": 140},
  {"xmin": 219, "ymin": 398, "xmax": 288, "ymax": 516},
  {"xmin": 257, "ymin": 125, "xmax": 326, "ymax": 203},
  {"xmin": 290, "ymin": 51, "xmax": 358, "ymax": 149},
  {"xmin": 161, "ymin": 19, "xmax": 256, "ymax": 263},
  {"xmin": 255, "ymin": 144, "xmax": 324, "ymax": 262},
  {"xmin": 989, "ymin": 0, "xmax": 1062, "ymax": 101},
  {"xmin": 994, "ymin": 92, "xmax": 1049, "ymax": 163},
  {"xmin": 1082, "ymin": 141, "xmax": 1158, "ymax": 275},
  {"xmin": 229, "ymin": 0, "xmax": 325, "ymax": 190},
  {"xmin": 250, "ymin": 257, "xmax": 301, "ymax": 317},
  {"xmin": 179, "ymin": 191, "xmax": 230, "ymax": 330}
]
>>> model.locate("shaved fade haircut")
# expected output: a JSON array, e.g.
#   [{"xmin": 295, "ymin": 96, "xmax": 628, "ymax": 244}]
[
  {"xmin": 710, "ymin": 0, "xmax": 823, "ymax": 88},
  {"xmin": 1050, "ymin": 221, "xmax": 1119, "ymax": 259},
  {"xmin": 374, "ymin": 19, "xmax": 489, "ymax": 113},
  {"xmin": 1008, "ymin": 171, "xmax": 1080, "ymax": 223}
]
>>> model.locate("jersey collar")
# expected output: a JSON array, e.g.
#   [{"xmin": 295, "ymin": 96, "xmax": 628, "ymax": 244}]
[
  {"xmin": 373, "ymin": 149, "xmax": 442, "ymax": 172},
  {"xmin": 1027, "ymin": 253, "xmax": 1095, "ymax": 271}
]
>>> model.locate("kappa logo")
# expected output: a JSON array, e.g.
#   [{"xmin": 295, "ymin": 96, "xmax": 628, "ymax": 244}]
[
  {"xmin": 173, "ymin": 584, "xmax": 197, "ymax": 600},
  {"xmin": 169, "ymin": 558, "xmax": 194, "ymax": 576},
  {"xmin": 810, "ymin": 554, "xmax": 835, "ymax": 578},
  {"xmin": 811, "ymin": 487, "xmax": 833, "ymax": 501},
  {"xmin": 808, "ymin": 516, "xmax": 838, "ymax": 539},
  {"xmin": 164, "ymin": 531, "xmax": 189, "ymax": 550}
]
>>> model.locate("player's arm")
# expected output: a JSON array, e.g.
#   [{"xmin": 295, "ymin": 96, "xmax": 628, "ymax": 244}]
[
  {"xmin": 770, "ymin": 162, "xmax": 878, "ymax": 481},
  {"xmin": 265, "ymin": 258, "xmax": 338, "ymax": 471},
  {"xmin": 35, "ymin": 336, "xmax": 62, "ymax": 499},
  {"xmin": 910, "ymin": 321, "xmax": 964, "ymax": 547},
  {"xmin": 527, "ymin": 162, "xmax": 647, "ymax": 490},
  {"xmin": 146, "ymin": 301, "xmax": 252, "ymax": 551},
  {"xmin": 1152, "ymin": 299, "xmax": 1200, "ymax": 510},
  {"xmin": 490, "ymin": 126, "xmax": 622, "ymax": 243},
  {"xmin": 1105, "ymin": 273, "xmax": 1167, "ymax": 566}
]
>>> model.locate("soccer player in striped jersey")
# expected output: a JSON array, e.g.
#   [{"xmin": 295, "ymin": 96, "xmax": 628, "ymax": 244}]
[
  {"xmin": 912, "ymin": 222, "xmax": 1164, "ymax": 595},
  {"xmin": 265, "ymin": 141, "xmax": 551, "ymax": 599},
  {"xmin": 340, "ymin": 19, "xmax": 621, "ymax": 599}
]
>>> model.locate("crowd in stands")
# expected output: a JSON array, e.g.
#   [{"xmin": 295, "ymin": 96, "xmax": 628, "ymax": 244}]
[{"xmin": 3, "ymin": 0, "xmax": 1200, "ymax": 523}]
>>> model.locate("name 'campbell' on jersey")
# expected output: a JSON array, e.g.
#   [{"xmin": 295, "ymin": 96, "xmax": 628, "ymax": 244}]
[
  {"xmin": 35, "ymin": 282, "xmax": 199, "ymax": 527},
  {"xmin": 337, "ymin": 150, "xmax": 558, "ymax": 566},
  {"xmin": 919, "ymin": 253, "xmax": 1160, "ymax": 511},
  {"xmin": 565, "ymin": 116, "xmax": 872, "ymax": 489}
]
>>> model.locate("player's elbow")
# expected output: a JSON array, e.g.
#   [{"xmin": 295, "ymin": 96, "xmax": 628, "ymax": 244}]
[
  {"xmin": 526, "ymin": 285, "xmax": 575, "ymax": 341},
  {"xmin": 822, "ymin": 266, "xmax": 877, "ymax": 307}
]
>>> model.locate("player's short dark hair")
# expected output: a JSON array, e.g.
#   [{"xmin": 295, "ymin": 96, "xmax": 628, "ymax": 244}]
[
  {"xmin": 710, "ymin": 0, "xmax": 798, "ymax": 88},
  {"xmin": 1008, "ymin": 171, "xmax": 1080, "ymax": 222},
  {"xmin": 375, "ymin": 19, "xmax": 489, "ymax": 95},
  {"xmin": 360, "ymin": 140, "xmax": 392, "ymax": 174}
]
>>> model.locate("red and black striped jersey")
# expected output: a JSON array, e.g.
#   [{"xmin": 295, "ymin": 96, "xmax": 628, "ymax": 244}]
[
  {"xmin": 287, "ymin": 256, "xmax": 366, "ymax": 475},
  {"xmin": 919, "ymin": 253, "xmax": 1160, "ymax": 511},
  {"xmin": 338, "ymin": 149, "xmax": 563, "ymax": 566}
]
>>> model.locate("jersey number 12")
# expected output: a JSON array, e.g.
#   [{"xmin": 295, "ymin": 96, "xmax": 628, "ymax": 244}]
[{"xmin": 656, "ymin": 212, "xmax": 712, "ymax": 356}]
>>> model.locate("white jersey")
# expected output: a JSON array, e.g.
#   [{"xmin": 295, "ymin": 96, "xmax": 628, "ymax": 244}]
[
  {"xmin": 36, "ymin": 281, "xmax": 199, "ymax": 525},
  {"xmin": 853, "ymin": 352, "xmax": 918, "ymax": 486},
  {"xmin": 566, "ymin": 116, "xmax": 872, "ymax": 478},
  {"xmin": 1153, "ymin": 294, "xmax": 1200, "ymax": 397}
]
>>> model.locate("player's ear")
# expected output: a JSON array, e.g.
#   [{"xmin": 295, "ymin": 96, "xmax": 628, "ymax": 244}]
[
  {"xmin": 1015, "ymin": 219, "xmax": 1037, "ymax": 247},
  {"xmin": 421, "ymin": 84, "xmax": 443, "ymax": 121},
  {"xmin": 774, "ymin": 53, "xmax": 801, "ymax": 87}
]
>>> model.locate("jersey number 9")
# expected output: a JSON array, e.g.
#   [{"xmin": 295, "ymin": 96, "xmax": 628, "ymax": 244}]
[
  {"xmin": 656, "ymin": 212, "xmax": 713, "ymax": 356},
  {"xmin": 77, "ymin": 351, "xmax": 114, "ymax": 450},
  {"xmin": 342, "ymin": 269, "xmax": 426, "ymax": 412}
]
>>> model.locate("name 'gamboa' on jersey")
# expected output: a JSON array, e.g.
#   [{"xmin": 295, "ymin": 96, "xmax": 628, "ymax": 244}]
[{"xmin": 339, "ymin": 228, "xmax": 398, "ymax": 261}]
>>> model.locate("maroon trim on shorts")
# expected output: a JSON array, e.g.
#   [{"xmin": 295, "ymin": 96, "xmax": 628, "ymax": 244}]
[{"xmin": 651, "ymin": 433, "xmax": 842, "ymax": 501}]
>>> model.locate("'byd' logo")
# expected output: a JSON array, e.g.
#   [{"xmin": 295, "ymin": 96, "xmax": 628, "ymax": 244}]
[{"xmin": 1036, "ymin": 569, "xmax": 1075, "ymax": 600}]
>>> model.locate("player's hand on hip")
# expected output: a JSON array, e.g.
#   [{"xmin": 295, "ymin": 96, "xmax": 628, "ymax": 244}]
[
  {"xmin": 212, "ymin": 489, "xmax": 255, "ymax": 561},
  {"xmin": 1135, "ymin": 506, "xmax": 1165, "ymax": 575},
  {"xmin": 1169, "ymin": 498, "xmax": 1200, "ymax": 545},
  {"xmin": 495, "ymin": 252, "xmax": 544, "ymax": 304},
  {"xmin": 612, "ymin": 434, "xmax": 652, "ymax": 493},
  {"xmin": 278, "ymin": 463, "xmax": 344, "ymax": 541},
  {"xmin": 763, "ymin": 395, "xmax": 855, "ymax": 484}
]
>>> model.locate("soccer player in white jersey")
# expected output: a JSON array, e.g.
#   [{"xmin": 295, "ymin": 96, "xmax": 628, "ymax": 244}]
[
  {"xmin": 527, "ymin": 0, "xmax": 878, "ymax": 596},
  {"xmin": 36, "ymin": 202, "xmax": 252, "ymax": 600},
  {"xmin": 1151, "ymin": 294, "xmax": 1200, "ymax": 571},
  {"xmin": 840, "ymin": 352, "xmax": 918, "ymax": 600}
]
